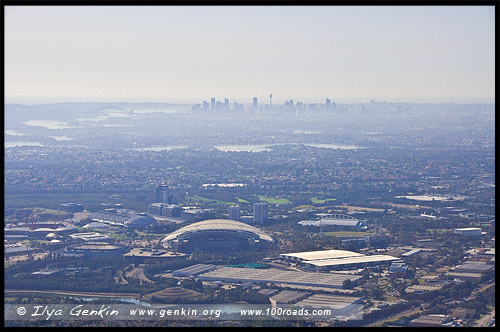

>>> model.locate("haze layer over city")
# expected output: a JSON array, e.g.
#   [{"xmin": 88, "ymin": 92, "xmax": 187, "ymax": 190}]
[{"xmin": 4, "ymin": 5, "xmax": 495, "ymax": 328}]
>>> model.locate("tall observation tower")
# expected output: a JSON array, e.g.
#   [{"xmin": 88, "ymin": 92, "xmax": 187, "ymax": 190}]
[{"xmin": 269, "ymin": 93, "xmax": 272, "ymax": 106}]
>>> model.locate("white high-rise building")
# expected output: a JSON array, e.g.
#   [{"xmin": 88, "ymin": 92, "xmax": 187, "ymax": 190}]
[
  {"xmin": 253, "ymin": 203, "xmax": 268, "ymax": 225},
  {"xmin": 228, "ymin": 206, "xmax": 241, "ymax": 221},
  {"xmin": 156, "ymin": 184, "xmax": 169, "ymax": 203}
]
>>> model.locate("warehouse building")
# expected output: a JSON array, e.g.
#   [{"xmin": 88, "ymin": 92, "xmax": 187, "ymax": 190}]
[
  {"xmin": 280, "ymin": 249, "xmax": 400, "ymax": 272},
  {"xmin": 453, "ymin": 228, "xmax": 482, "ymax": 237},
  {"xmin": 172, "ymin": 264, "xmax": 217, "ymax": 277},
  {"xmin": 270, "ymin": 291, "xmax": 310, "ymax": 307},
  {"xmin": 298, "ymin": 214, "xmax": 367, "ymax": 229},
  {"xmin": 452, "ymin": 262, "xmax": 494, "ymax": 274},
  {"xmin": 295, "ymin": 294, "xmax": 363, "ymax": 310},
  {"xmin": 280, "ymin": 249, "xmax": 364, "ymax": 263},
  {"xmin": 123, "ymin": 248, "xmax": 186, "ymax": 264},
  {"xmin": 197, "ymin": 267, "xmax": 360, "ymax": 289},
  {"xmin": 301, "ymin": 255, "xmax": 400, "ymax": 272}
]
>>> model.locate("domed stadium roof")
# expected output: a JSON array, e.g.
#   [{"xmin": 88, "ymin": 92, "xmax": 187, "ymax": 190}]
[
  {"xmin": 161, "ymin": 219, "xmax": 274, "ymax": 245},
  {"xmin": 124, "ymin": 213, "xmax": 158, "ymax": 228},
  {"xmin": 83, "ymin": 221, "xmax": 110, "ymax": 229}
]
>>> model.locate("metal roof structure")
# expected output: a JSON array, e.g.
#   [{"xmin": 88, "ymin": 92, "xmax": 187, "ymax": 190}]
[
  {"xmin": 270, "ymin": 291, "xmax": 310, "ymax": 304},
  {"xmin": 280, "ymin": 249, "xmax": 364, "ymax": 262},
  {"xmin": 172, "ymin": 264, "xmax": 217, "ymax": 277},
  {"xmin": 198, "ymin": 267, "xmax": 360, "ymax": 288},
  {"xmin": 295, "ymin": 294, "xmax": 363, "ymax": 309},
  {"xmin": 302, "ymin": 254, "xmax": 400, "ymax": 268},
  {"xmin": 298, "ymin": 214, "xmax": 367, "ymax": 228},
  {"xmin": 161, "ymin": 219, "xmax": 274, "ymax": 244}
]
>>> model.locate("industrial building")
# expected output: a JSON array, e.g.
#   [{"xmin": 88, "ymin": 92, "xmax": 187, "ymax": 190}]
[
  {"xmin": 59, "ymin": 203, "xmax": 84, "ymax": 213},
  {"xmin": 301, "ymin": 255, "xmax": 400, "ymax": 272},
  {"xmin": 401, "ymin": 249, "xmax": 422, "ymax": 257},
  {"xmin": 389, "ymin": 262, "xmax": 409, "ymax": 275},
  {"xmin": 270, "ymin": 291, "xmax": 310, "ymax": 307},
  {"xmin": 172, "ymin": 264, "xmax": 217, "ymax": 277},
  {"xmin": 70, "ymin": 232, "xmax": 111, "ymax": 242},
  {"xmin": 197, "ymin": 267, "xmax": 360, "ymax": 289},
  {"xmin": 147, "ymin": 203, "xmax": 182, "ymax": 217},
  {"xmin": 64, "ymin": 242, "xmax": 124, "ymax": 258},
  {"xmin": 295, "ymin": 294, "xmax": 363, "ymax": 310},
  {"xmin": 4, "ymin": 242, "xmax": 33, "ymax": 257},
  {"xmin": 409, "ymin": 314, "xmax": 451, "ymax": 327},
  {"xmin": 90, "ymin": 211, "xmax": 158, "ymax": 228},
  {"xmin": 160, "ymin": 219, "xmax": 274, "ymax": 253},
  {"xmin": 280, "ymin": 249, "xmax": 400, "ymax": 272},
  {"xmin": 123, "ymin": 248, "xmax": 186, "ymax": 264},
  {"xmin": 298, "ymin": 214, "xmax": 367, "ymax": 229},
  {"xmin": 280, "ymin": 249, "xmax": 364, "ymax": 263},
  {"xmin": 452, "ymin": 262, "xmax": 494, "ymax": 274},
  {"xmin": 180, "ymin": 209, "xmax": 215, "ymax": 222},
  {"xmin": 453, "ymin": 228, "xmax": 482, "ymax": 237}
]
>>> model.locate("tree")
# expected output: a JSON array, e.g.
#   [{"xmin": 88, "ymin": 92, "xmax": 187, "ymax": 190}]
[{"xmin": 342, "ymin": 279, "xmax": 353, "ymax": 289}]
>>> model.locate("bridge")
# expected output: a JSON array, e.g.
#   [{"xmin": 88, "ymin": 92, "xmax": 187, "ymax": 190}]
[{"xmin": 94, "ymin": 105, "xmax": 134, "ymax": 116}]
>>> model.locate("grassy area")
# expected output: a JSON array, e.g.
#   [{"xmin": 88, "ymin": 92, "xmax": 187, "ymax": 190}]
[
  {"xmin": 186, "ymin": 195, "xmax": 238, "ymax": 206},
  {"xmin": 324, "ymin": 231, "xmax": 373, "ymax": 237},
  {"xmin": 40, "ymin": 208, "xmax": 67, "ymax": 215},
  {"xmin": 236, "ymin": 197, "xmax": 250, "ymax": 204},
  {"xmin": 427, "ymin": 229, "xmax": 451, "ymax": 234},
  {"xmin": 258, "ymin": 195, "xmax": 291, "ymax": 205}
]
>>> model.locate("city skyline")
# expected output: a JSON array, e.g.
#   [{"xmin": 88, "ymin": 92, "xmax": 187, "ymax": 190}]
[{"xmin": 5, "ymin": 6, "xmax": 495, "ymax": 105}]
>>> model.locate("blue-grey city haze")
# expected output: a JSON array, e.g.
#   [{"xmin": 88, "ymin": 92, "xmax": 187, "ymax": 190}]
[{"xmin": 5, "ymin": 5, "xmax": 494, "ymax": 104}]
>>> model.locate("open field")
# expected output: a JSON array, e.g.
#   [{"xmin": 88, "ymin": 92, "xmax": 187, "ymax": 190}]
[
  {"xmin": 334, "ymin": 205, "xmax": 385, "ymax": 212},
  {"xmin": 258, "ymin": 195, "xmax": 292, "ymax": 205}
]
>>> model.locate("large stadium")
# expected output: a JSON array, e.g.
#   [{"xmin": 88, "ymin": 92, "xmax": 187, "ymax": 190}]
[{"xmin": 160, "ymin": 219, "xmax": 275, "ymax": 253}]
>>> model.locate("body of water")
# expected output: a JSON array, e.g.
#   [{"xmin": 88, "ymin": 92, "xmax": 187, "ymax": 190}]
[
  {"xmin": 214, "ymin": 145, "xmax": 273, "ymax": 152},
  {"xmin": 132, "ymin": 146, "xmax": 188, "ymax": 151},
  {"xmin": 5, "ymin": 130, "xmax": 28, "ymax": 136},
  {"xmin": 50, "ymin": 136, "xmax": 74, "ymax": 141},
  {"xmin": 68, "ymin": 296, "xmax": 152, "ymax": 307},
  {"xmin": 23, "ymin": 120, "xmax": 71, "ymax": 129},
  {"xmin": 5, "ymin": 141, "xmax": 44, "ymax": 148},
  {"xmin": 215, "ymin": 143, "xmax": 362, "ymax": 152}
]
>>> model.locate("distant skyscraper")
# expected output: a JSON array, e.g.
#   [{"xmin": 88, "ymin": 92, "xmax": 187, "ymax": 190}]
[
  {"xmin": 211, "ymin": 98, "xmax": 216, "ymax": 111},
  {"xmin": 224, "ymin": 98, "xmax": 229, "ymax": 110},
  {"xmin": 326, "ymin": 98, "xmax": 331, "ymax": 110},
  {"xmin": 253, "ymin": 97, "xmax": 258, "ymax": 111},
  {"xmin": 156, "ymin": 184, "xmax": 169, "ymax": 203},
  {"xmin": 203, "ymin": 101, "xmax": 209, "ymax": 111},
  {"xmin": 228, "ymin": 206, "xmax": 241, "ymax": 221},
  {"xmin": 253, "ymin": 203, "xmax": 268, "ymax": 225},
  {"xmin": 269, "ymin": 93, "xmax": 272, "ymax": 106}
]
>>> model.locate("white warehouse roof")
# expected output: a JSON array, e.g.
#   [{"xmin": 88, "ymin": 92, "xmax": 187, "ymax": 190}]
[{"xmin": 280, "ymin": 249, "xmax": 364, "ymax": 262}]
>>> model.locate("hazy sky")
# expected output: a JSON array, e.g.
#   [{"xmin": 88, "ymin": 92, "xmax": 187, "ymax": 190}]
[{"xmin": 5, "ymin": 6, "xmax": 495, "ymax": 104}]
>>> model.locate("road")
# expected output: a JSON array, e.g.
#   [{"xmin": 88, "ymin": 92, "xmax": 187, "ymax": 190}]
[
  {"xmin": 125, "ymin": 267, "xmax": 154, "ymax": 284},
  {"xmin": 366, "ymin": 307, "xmax": 422, "ymax": 327},
  {"xmin": 475, "ymin": 310, "xmax": 495, "ymax": 327}
]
